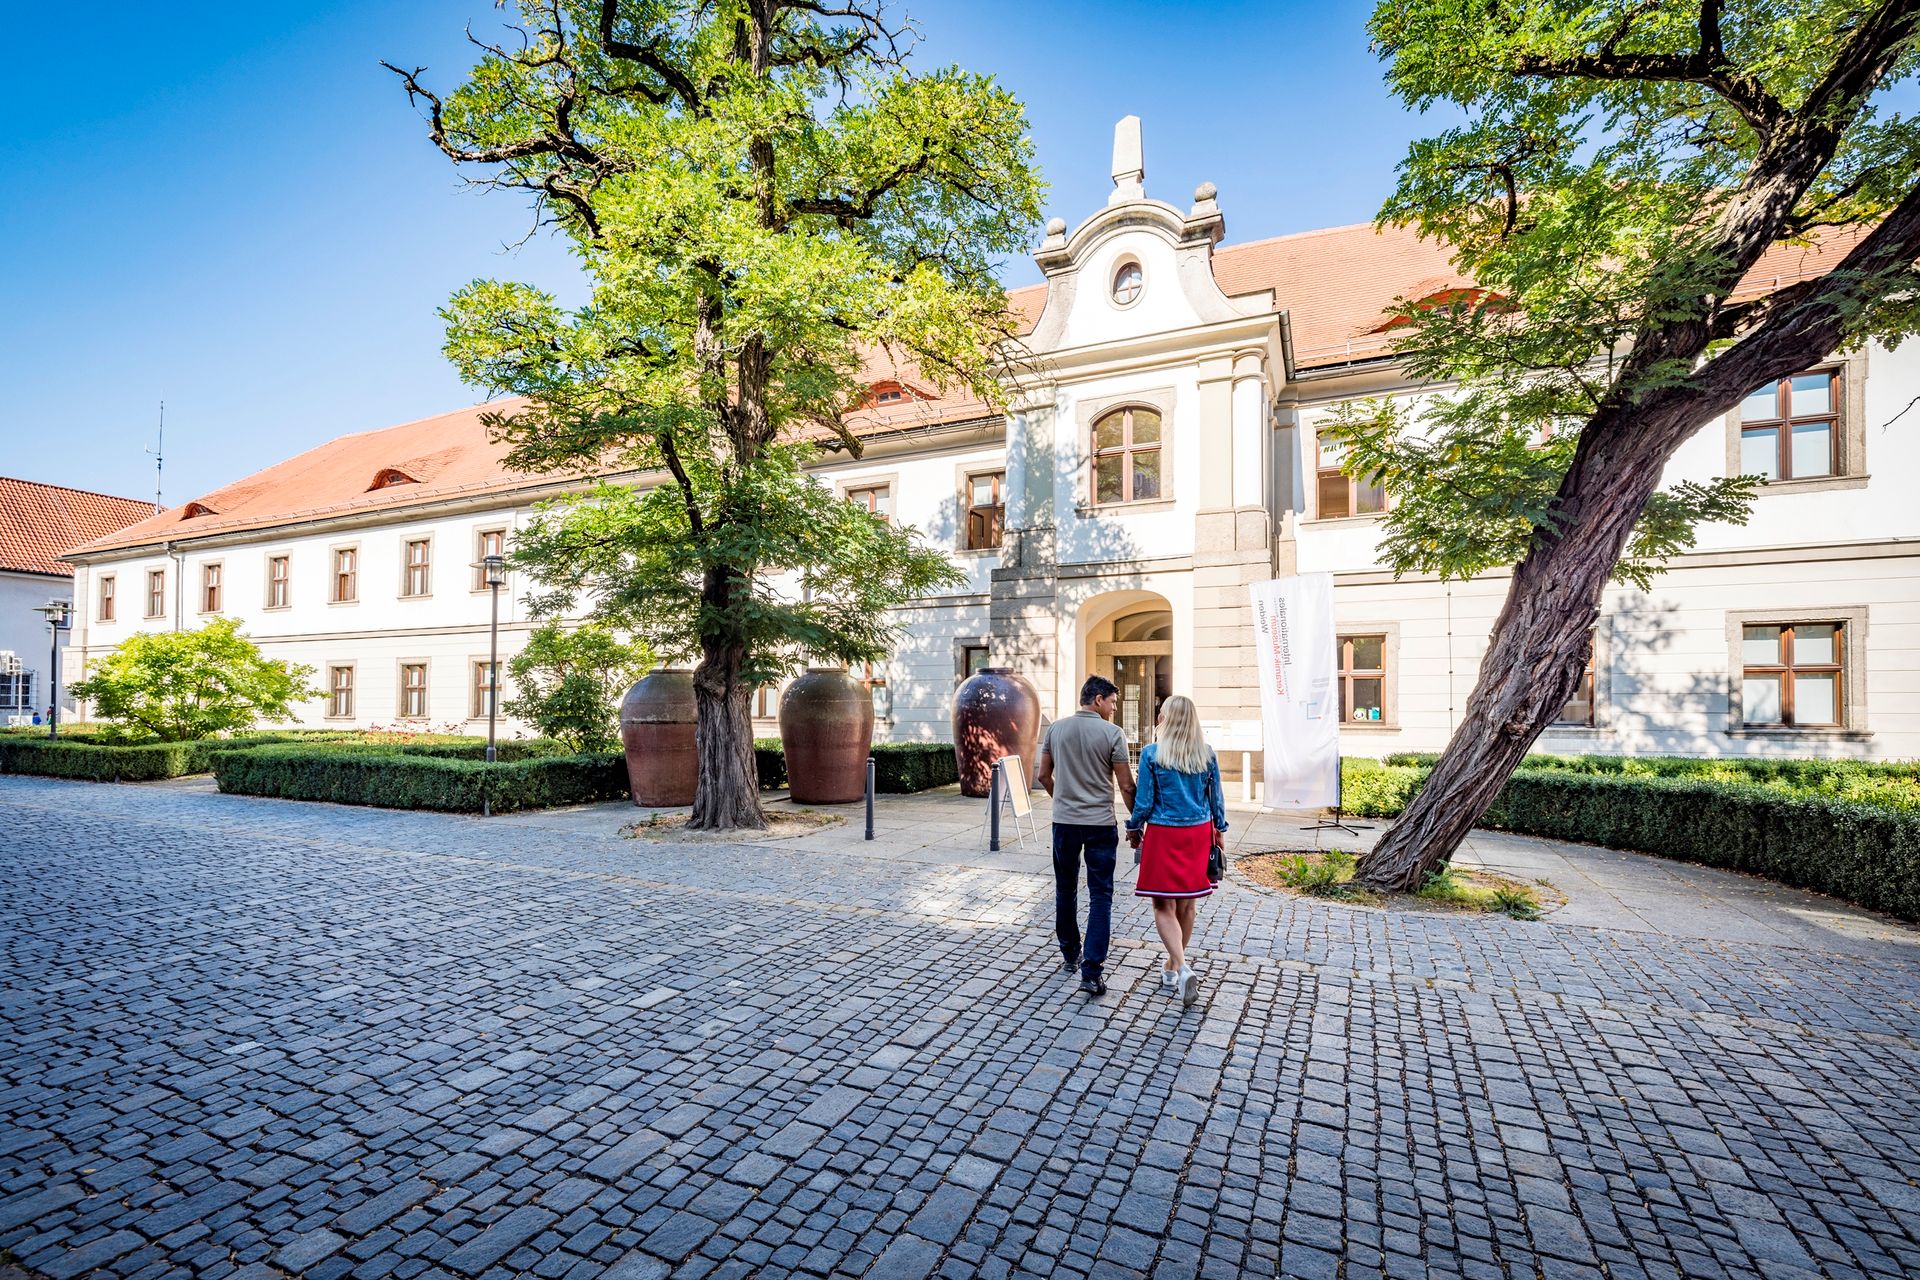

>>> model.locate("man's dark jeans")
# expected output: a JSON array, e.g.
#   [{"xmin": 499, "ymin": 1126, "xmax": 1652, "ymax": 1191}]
[{"xmin": 1052, "ymin": 822, "xmax": 1118, "ymax": 981}]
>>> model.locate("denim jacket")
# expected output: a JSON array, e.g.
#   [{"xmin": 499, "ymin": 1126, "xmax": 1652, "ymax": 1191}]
[{"xmin": 1126, "ymin": 743, "xmax": 1228, "ymax": 833}]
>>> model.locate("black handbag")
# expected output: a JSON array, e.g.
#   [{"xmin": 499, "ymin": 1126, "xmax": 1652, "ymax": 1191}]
[{"xmin": 1205, "ymin": 763, "xmax": 1225, "ymax": 883}]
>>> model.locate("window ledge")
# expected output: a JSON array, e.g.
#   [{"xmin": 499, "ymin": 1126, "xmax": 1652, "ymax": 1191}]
[
  {"xmin": 1755, "ymin": 473, "xmax": 1869, "ymax": 495},
  {"xmin": 1302, "ymin": 513, "xmax": 1387, "ymax": 527},
  {"xmin": 1340, "ymin": 722, "xmax": 1401, "ymax": 734},
  {"xmin": 1541, "ymin": 724, "xmax": 1605, "ymax": 733},
  {"xmin": 1724, "ymin": 726, "xmax": 1871, "ymax": 740},
  {"xmin": 952, "ymin": 546, "xmax": 1003, "ymax": 559},
  {"xmin": 1076, "ymin": 499, "xmax": 1177, "ymax": 517}
]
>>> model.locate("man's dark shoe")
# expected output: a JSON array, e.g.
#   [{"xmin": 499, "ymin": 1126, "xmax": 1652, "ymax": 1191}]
[
  {"xmin": 1062, "ymin": 951, "xmax": 1080, "ymax": 974},
  {"xmin": 1079, "ymin": 974, "xmax": 1107, "ymax": 998}
]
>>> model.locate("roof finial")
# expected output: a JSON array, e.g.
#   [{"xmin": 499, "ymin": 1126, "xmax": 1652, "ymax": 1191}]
[{"xmin": 1109, "ymin": 115, "xmax": 1144, "ymax": 206}]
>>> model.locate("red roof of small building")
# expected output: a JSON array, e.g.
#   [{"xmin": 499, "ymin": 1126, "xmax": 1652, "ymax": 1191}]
[
  {"xmin": 65, "ymin": 220, "xmax": 1870, "ymax": 559},
  {"xmin": 0, "ymin": 477, "xmax": 156, "ymax": 578}
]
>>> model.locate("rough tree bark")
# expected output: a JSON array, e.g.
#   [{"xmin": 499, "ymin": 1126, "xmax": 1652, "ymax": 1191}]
[{"xmin": 1357, "ymin": 117, "xmax": 1920, "ymax": 891}]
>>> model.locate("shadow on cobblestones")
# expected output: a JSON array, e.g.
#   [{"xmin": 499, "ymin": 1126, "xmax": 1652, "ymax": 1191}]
[{"xmin": 1, "ymin": 776, "xmax": 1918, "ymax": 1280}]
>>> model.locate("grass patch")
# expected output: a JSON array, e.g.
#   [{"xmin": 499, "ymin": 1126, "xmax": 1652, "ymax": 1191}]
[{"xmin": 1238, "ymin": 849, "xmax": 1557, "ymax": 919}]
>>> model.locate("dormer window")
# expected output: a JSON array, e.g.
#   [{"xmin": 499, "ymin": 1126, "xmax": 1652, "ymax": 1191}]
[
  {"xmin": 862, "ymin": 381, "xmax": 921, "ymax": 408},
  {"xmin": 181, "ymin": 502, "xmax": 217, "ymax": 518},
  {"xmin": 1111, "ymin": 260, "xmax": 1143, "ymax": 306},
  {"xmin": 369, "ymin": 468, "xmax": 418, "ymax": 491}
]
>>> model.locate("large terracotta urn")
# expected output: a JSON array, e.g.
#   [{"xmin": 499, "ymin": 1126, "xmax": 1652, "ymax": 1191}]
[
  {"xmin": 619, "ymin": 669, "xmax": 697, "ymax": 806},
  {"xmin": 952, "ymin": 668, "xmax": 1041, "ymax": 798},
  {"xmin": 779, "ymin": 667, "xmax": 875, "ymax": 804}
]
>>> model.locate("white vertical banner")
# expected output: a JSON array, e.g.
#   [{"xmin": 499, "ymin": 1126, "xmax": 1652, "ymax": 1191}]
[{"xmin": 1249, "ymin": 572, "xmax": 1340, "ymax": 810}]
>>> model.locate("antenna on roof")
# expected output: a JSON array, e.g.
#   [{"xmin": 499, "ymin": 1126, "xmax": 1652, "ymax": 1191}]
[{"xmin": 146, "ymin": 402, "xmax": 164, "ymax": 512}]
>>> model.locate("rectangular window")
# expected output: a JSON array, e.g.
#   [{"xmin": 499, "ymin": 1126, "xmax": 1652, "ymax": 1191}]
[
  {"xmin": 1738, "ymin": 371, "xmax": 1837, "ymax": 481},
  {"xmin": 965, "ymin": 471, "xmax": 1005, "ymax": 550},
  {"xmin": 961, "ymin": 644, "xmax": 990, "ymax": 681},
  {"xmin": 752, "ymin": 684, "xmax": 779, "ymax": 719},
  {"xmin": 1336, "ymin": 634, "xmax": 1387, "ymax": 724},
  {"xmin": 266, "ymin": 555, "xmax": 290, "ymax": 609},
  {"xmin": 331, "ymin": 548, "xmax": 358, "ymax": 603},
  {"xmin": 1317, "ymin": 431, "xmax": 1386, "ymax": 519},
  {"xmin": 98, "ymin": 576, "xmax": 115, "ymax": 623},
  {"xmin": 327, "ymin": 665, "xmax": 355, "ymax": 719},
  {"xmin": 201, "ymin": 563, "xmax": 222, "ymax": 614},
  {"xmin": 402, "ymin": 539, "xmax": 431, "ymax": 598},
  {"xmin": 400, "ymin": 663, "xmax": 428, "ymax": 719},
  {"xmin": 1741, "ymin": 622, "xmax": 1845, "ymax": 727},
  {"xmin": 858, "ymin": 661, "xmax": 891, "ymax": 718},
  {"xmin": 1555, "ymin": 634, "xmax": 1597, "ymax": 726},
  {"xmin": 474, "ymin": 529, "xmax": 506, "ymax": 590},
  {"xmin": 471, "ymin": 661, "xmax": 498, "ymax": 720},
  {"xmin": 847, "ymin": 484, "xmax": 892, "ymax": 523},
  {"xmin": 145, "ymin": 569, "xmax": 166, "ymax": 619}
]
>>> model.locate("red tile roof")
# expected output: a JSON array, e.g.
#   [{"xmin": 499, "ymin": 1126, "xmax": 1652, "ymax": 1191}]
[
  {"xmin": 64, "ymin": 220, "xmax": 1870, "ymax": 559},
  {"xmin": 0, "ymin": 478, "xmax": 155, "ymax": 578}
]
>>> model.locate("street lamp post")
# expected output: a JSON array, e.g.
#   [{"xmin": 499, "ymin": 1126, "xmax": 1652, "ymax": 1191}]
[
  {"xmin": 32, "ymin": 600, "xmax": 73, "ymax": 740},
  {"xmin": 482, "ymin": 554, "xmax": 506, "ymax": 764}
]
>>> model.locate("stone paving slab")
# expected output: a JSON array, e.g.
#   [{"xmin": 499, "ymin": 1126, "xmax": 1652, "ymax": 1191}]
[{"xmin": 1, "ymin": 775, "xmax": 1917, "ymax": 1280}]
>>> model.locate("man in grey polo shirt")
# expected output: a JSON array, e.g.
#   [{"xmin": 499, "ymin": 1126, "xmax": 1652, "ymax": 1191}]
[{"xmin": 1036, "ymin": 675, "xmax": 1137, "ymax": 997}]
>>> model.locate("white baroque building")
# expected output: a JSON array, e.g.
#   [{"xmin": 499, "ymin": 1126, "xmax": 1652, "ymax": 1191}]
[{"xmin": 63, "ymin": 121, "xmax": 1920, "ymax": 781}]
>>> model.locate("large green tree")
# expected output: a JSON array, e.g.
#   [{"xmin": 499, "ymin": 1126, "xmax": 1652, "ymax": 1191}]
[
  {"xmin": 1338, "ymin": 0, "xmax": 1920, "ymax": 890},
  {"xmin": 389, "ymin": 1, "xmax": 1041, "ymax": 828},
  {"xmin": 68, "ymin": 619, "xmax": 318, "ymax": 742}
]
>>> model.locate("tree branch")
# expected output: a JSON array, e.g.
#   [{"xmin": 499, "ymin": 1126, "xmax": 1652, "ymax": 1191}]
[{"xmin": 597, "ymin": 0, "xmax": 704, "ymax": 113}]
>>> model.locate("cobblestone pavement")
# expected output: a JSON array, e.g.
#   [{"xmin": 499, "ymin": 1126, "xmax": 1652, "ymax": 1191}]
[{"xmin": 2, "ymin": 776, "xmax": 1918, "ymax": 1280}]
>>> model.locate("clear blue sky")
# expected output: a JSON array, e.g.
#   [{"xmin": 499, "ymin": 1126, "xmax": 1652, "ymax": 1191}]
[{"xmin": 0, "ymin": 1, "xmax": 1438, "ymax": 504}]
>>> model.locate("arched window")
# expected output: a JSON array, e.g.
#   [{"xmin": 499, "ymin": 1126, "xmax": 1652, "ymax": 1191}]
[
  {"xmin": 1091, "ymin": 406, "xmax": 1161, "ymax": 505},
  {"xmin": 1111, "ymin": 260, "xmax": 1143, "ymax": 306}
]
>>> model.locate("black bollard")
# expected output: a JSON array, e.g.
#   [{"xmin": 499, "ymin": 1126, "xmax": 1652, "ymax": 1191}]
[
  {"xmin": 988, "ymin": 760, "xmax": 1001, "ymax": 853},
  {"xmin": 865, "ymin": 756, "xmax": 875, "ymax": 841}
]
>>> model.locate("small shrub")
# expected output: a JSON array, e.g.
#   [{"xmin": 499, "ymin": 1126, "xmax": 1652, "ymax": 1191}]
[
  {"xmin": 1490, "ymin": 884, "xmax": 1542, "ymax": 920},
  {"xmin": 212, "ymin": 746, "xmax": 628, "ymax": 813},
  {"xmin": 1340, "ymin": 758, "xmax": 1427, "ymax": 816},
  {"xmin": 748, "ymin": 740, "xmax": 957, "ymax": 794},
  {"xmin": 1275, "ymin": 850, "xmax": 1359, "ymax": 897}
]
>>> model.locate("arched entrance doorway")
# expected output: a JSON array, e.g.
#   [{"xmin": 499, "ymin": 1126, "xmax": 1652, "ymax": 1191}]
[{"xmin": 1080, "ymin": 591, "xmax": 1174, "ymax": 752}]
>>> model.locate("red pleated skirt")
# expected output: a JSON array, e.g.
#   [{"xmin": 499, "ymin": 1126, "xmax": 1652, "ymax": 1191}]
[{"xmin": 1134, "ymin": 821, "xmax": 1214, "ymax": 899}]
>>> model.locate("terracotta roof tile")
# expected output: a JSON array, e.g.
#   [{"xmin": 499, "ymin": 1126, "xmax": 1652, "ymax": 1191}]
[
  {"xmin": 64, "ymin": 221, "xmax": 1869, "ymax": 558},
  {"xmin": 0, "ymin": 478, "xmax": 156, "ymax": 577}
]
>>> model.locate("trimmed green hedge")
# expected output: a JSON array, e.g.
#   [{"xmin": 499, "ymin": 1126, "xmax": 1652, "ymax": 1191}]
[
  {"xmin": 0, "ymin": 732, "xmax": 351, "ymax": 781},
  {"xmin": 1345, "ymin": 754, "xmax": 1919, "ymax": 921},
  {"xmin": 212, "ymin": 746, "xmax": 627, "ymax": 813},
  {"xmin": 751, "ymin": 739, "xmax": 956, "ymax": 794}
]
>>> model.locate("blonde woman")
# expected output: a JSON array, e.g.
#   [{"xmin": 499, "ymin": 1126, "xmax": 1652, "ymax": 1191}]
[{"xmin": 1124, "ymin": 695, "xmax": 1226, "ymax": 1007}]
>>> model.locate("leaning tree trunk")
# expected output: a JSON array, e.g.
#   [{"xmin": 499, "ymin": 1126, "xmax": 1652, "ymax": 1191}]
[{"xmin": 1354, "ymin": 400, "xmax": 1703, "ymax": 891}]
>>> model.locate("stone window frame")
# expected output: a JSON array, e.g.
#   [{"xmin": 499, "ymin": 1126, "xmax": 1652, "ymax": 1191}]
[
  {"xmin": 400, "ymin": 535, "xmax": 434, "ymax": 600},
  {"xmin": 264, "ymin": 552, "xmax": 293, "ymax": 611},
  {"xmin": 1544, "ymin": 623, "xmax": 1611, "ymax": 733},
  {"xmin": 1075, "ymin": 387, "xmax": 1177, "ymax": 514},
  {"xmin": 1311, "ymin": 426, "xmax": 1389, "ymax": 522},
  {"xmin": 97, "ymin": 574, "xmax": 115, "ymax": 624},
  {"xmin": 329, "ymin": 543, "xmax": 360, "ymax": 606},
  {"xmin": 469, "ymin": 657, "xmax": 499, "ymax": 722},
  {"xmin": 325, "ymin": 662, "xmax": 357, "ymax": 720},
  {"xmin": 397, "ymin": 659, "xmax": 431, "ymax": 721},
  {"xmin": 199, "ymin": 560, "xmax": 224, "ymax": 615},
  {"xmin": 1109, "ymin": 256, "xmax": 1145, "ymax": 310},
  {"xmin": 956, "ymin": 465, "xmax": 1006, "ymax": 554},
  {"xmin": 1723, "ymin": 351, "xmax": 1869, "ymax": 495},
  {"xmin": 954, "ymin": 637, "xmax": 991, "ymax": 684},
  {"xmin": 1334, "ymin": 623, "xmax": 1402, "ymax": 732},
  {"xmin": 751, "ymin": 683, "xmax": 781, "ymax": 720},
  {"xmin": 836, "ymin": 471, "xmax": 901, "ymax": 525},
  {"xmin": 1723, "ymin": 605, "xmax": 1870, "ymax": 738},
  {"xmin": 473, "ymin": 527, "xmax": 508, "ymax": 593},
  {"xmin": 144, "ymin": 568, "xmax": 166, "ymax": 620}
]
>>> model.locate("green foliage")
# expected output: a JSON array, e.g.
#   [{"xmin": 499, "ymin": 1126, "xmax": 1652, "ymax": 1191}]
[
  {"xmin": 1489, "ymin": 884, "xmax": 1542, "ymax": 920},
  {"xmin": 1274, "ymin": 850, "xmax": 1361, "ymax": 898},
  {"xmin": 1340, "ymin": 757, "xmax": 1429, "ymax": 816},
  {"xmin": 503, "ymin": 621, "xmax": 653, "ymax": 752},
  {"xmin": 1359, "ymin": 751, "xmax": 1920, "ymax": 921},
  {"xmin": 400, "ymin": 1, "xmax": 1038, "ymax": 696},
  {"xmin": 751, "ymin": 738, "xmax": 955, "ymax": 793},
  {"xmin": 67, "ymin": 619, "xmax": 318, "ymax": 742},
  {"xmin": 1337, "ymin": 0, "xmax": 1920, "ymax": 585},
  {"xmin": 212, "ymin": 746, "xmax": 628, "ymax": 813},
  {"xmin": 0, "ymin": 732, "xmax": 357, "ymax": 781}
]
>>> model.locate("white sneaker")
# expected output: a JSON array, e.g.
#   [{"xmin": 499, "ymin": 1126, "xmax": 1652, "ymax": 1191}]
[
  {"xmin": 1160, "ymin": 969, "xmax": 1178, "ymax": 994},
  {"xmin": 1179, "ymin": 967, "xmax": 1200, "ymax": 1008}
]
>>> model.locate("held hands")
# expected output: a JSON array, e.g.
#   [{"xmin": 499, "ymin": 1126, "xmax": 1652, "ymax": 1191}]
[{"xmin": 1126, "ymin": 828, "xmax": 1143, "ymax": 849}]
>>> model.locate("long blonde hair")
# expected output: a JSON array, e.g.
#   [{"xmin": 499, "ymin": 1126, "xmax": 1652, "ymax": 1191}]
[{"xmin": 1153, "ymin": 695, "xmax": 1211, "ymax": 774}]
